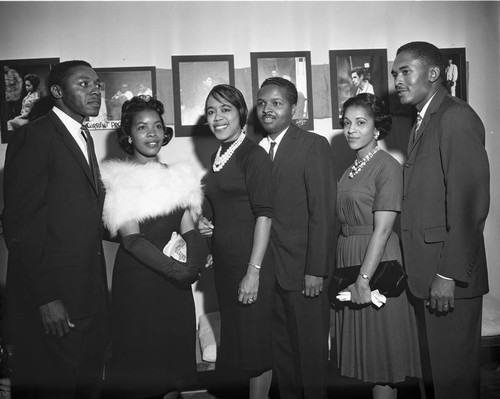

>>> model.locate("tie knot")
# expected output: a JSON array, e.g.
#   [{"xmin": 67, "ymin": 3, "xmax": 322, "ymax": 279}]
[{"xmin": 270, "ymin": 141, "xmax": 276, "ymax": 149}]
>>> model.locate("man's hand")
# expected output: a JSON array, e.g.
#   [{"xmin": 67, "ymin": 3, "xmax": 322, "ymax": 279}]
[
  {"xmin": 302, "ymin": 274, "xmax": 323, "ymax": 298},
  {"xmin": 39, "ymin": 299, "xmax": 74, "ymax": 337},
  {"xmin": 427, "ymin": 275, "xmax": 456, "ymax": 313}
]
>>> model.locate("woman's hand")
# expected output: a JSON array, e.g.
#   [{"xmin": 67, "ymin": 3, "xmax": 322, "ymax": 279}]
[
  {"xmin": 197, "ymin": 216, "xmax": 214, "ymax": 237},
  {"xmin": 238, "ymin": 266, "xmax": 260, "ymax": 305},
  {"xmin": 348, "ymin": 277, "xmax": 372, "ymax": 305}
]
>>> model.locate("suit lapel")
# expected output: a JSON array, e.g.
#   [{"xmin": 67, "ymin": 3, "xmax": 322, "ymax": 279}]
[
  {"xmin": 407, "ymin": 87, "xmax": 449, "ymax": 156},
  {"xmin": 272, "ymin": 124, "xmax": 299, "ymax": 172},
  {"xmin": 47, "ymin": 111, "xmax": 99, "ymax": 196}
]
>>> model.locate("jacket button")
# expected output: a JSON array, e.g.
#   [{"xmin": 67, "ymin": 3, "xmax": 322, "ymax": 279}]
[{"xmin": 97, "ymin": 251, "xmax": 102, "ymax": 256}]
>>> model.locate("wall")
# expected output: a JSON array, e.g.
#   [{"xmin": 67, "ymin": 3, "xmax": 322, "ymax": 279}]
[{"xmin": 0, "ymin": 1, "xmax": 499, "ymax": 321}]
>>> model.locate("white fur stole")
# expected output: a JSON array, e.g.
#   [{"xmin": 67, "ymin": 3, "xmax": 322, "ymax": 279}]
[{"xmin": 100, "ymin": 160, "xmax": 203, "ymax": 237}]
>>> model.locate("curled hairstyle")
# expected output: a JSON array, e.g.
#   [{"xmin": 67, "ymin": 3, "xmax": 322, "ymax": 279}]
[
  {"xmin": 260, "ymin": 77, "xmax": 298, "ymax": 106},
  {"xmin": 117, "ymin": 96, "xmax": 172, "ymax": 155},
  {"xmin": 24, "ymin": 74, "xmax": 40, "ymax": 91},
  {"xmin": 396, "ymin": 41, "xmax": 444, "ymax": 80},
  {"xmin": 47, "ymin": 60, "xmax": 92, "ymax": 92},
  {"xmin": 205, "ymin": 84, "xmax": 248, "ymax": 129},
  {"xmin": 340, "ymin": 93, "xmax": 392, "ymax": 140}
]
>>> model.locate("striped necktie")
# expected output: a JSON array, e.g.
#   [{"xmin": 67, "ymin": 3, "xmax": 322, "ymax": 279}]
[
  {"xmin": 80, "ymin": 126, "xmax": 99, "ymax": 193},
  {"xmin": 269, "ymin": 141, "xmax": 276, "ymax": 161},
  {"xmin": 412, "ymin": 113, "xmax": 423, "ymax": 143}
]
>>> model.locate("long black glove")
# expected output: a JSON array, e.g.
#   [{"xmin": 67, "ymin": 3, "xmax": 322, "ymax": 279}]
[{"xmin": 121, "ymin": 229, "xmax": 201, "ymax": 285}]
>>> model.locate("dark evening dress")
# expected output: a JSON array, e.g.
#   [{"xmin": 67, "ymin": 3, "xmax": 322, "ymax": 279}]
[
  {"xmin": 334, "ymin": 149, "xmax": 422, "ymax": 383},
  {"xmin": 100, "ymin": 160, "xmax": 203, "ymax": 398},
  {"xmin": 203, "ymin": 136, "xmax": 275, "ymax": 373}
]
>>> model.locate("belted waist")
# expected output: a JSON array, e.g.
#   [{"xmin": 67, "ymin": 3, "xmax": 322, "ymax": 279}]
[{"xmin": 341, "ymin": 224, "xmax": 373, "ymax": 237}]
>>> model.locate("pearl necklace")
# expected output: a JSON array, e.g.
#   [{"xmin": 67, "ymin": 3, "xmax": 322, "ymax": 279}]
[
  {"xmin": 349, "ymin": 146, "xmax": 380, "ymax": 179},
  {"xmin": 212, "ymin": 131, "xmax": 245, "ymax": 172}
]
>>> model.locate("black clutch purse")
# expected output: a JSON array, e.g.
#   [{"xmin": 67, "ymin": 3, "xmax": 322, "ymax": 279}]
[{"xmin": 328, "ymin": 260, "xmax": 407, "ymax": 306}]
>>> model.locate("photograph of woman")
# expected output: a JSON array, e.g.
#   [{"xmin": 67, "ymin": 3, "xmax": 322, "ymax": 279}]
[
  {"xmin": 7, "ymin": 73, "xmax": 40, "ymax": 130},
  {"xmin": 100, "ymin": 96, "xmax": 203, "ymax": 399},
  {"xmin": 334, "ymin": 93, "xmax": 422, "ymax": 399},
  {"xmin": 197, "ymin": 84, "xmax": 274, "ymax": 399}
]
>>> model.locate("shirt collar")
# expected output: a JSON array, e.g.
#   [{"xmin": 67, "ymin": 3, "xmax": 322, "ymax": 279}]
[
  {"xmin": 52, "ymin": 106, "xmax": 84, "ymax": 135},
  {"xmin": 267, "ymin": 125, "xmax": 290, "ymax": 146},
  {"xmin": 418, "ymin": 91, "xmax": 438, "ymax": 120}
]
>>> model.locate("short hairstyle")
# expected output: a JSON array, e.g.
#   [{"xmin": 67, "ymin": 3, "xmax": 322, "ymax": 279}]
[
  {"xmin": 396, "ymin": 41, "xmax": 444, "ymax": 80},
  {"xmin": 205, "ymin": 84, "xmax": 248, "ymax": 129},
  {"xmin": 117, "ymin": 96, "xmax": 172, "ymax": 155},
  {"xmin": 260, "ymin": 76, "xmax": 298, "ymax": 106},
  {"xmin": 340, "ymin": 93, "xmax": 392, "ymax": 140},
  {"xmin": 351, "ymin": 67, "xmax": 365, "ymax": 79},
  {"xmin": 24, "ymin": 74, "xmax": 40, "ymax": 91},
  {"xmin": 47, "ymin": 60, "xmax": 92, "ymax": 93}
]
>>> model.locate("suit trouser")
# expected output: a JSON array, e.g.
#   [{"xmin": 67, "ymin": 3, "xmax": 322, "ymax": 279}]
[
  {"xmin": 272, "ymin": 284, "xmax": 330, "ymax": 399},
  {"xmin": 414, "ymin": 296, "xmax": 483, "ymax": 399},
  {"xmin": 10, "ymin": 308, "xmax": 109, "ymax": 399}
]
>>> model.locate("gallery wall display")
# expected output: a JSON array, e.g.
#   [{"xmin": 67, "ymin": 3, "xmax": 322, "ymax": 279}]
[
  {"xmin": 250, "ymin": 51, "xmax": 314, "ymax": 131},
  {"xmin": 329, "ymin": 49, "xmax": 388, "ymax": 129},
  {"xmin": 440, "ymin": 47, "xmax": 467, "ymax": 101},
  {"xmin": 86, "ymin": 66, "xmax": 157, "ymax": 130},
  {"xmin": 172, "ymin": 55, "xmax": 235, "ymax": 137},
  {"xmin": 1, "ymin": 57, "xmax": 59, "ymax": 143}
]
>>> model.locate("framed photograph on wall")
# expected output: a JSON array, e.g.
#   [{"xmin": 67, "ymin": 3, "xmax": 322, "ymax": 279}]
[
  {"xmin": 0, "ymin": 57, "xmax": 59, "ymax": 143},
  {"xmin": 250, "ymin": 51, "xmax": 313, "ymax": 130},
  {"xmin": 440, "ymin": 47, "xmax": 466, "ymax": 101},
  {"xmin": 329, "ymin": 49, "xmax": 388, "ymax": 129},
  {"xmin": 172, "ymin": 55, "xmax": 234, "ymax": 137},
  {"xmin": 85, "ymin": 66, "xmax": 156, "ymax": 130}
]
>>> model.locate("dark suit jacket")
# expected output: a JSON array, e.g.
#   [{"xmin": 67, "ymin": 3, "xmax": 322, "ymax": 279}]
[
  {"xmin": 269, "ymin": 124, "xmax": 337, "ymax": 291},
  {"xmin": 3, "ymin": 110, "xmax": 108, "ymax": 324},
  {"xmin": 401, "ymin": 86, "xmax": 490, "ymax": 299}
]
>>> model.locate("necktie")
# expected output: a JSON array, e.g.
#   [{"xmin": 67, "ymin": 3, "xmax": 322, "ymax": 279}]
[
  {"xmin": 412, "ymin": 113, "xmax": 423, "ymax": 143},
  {"xmin": 80, "ymin": 126, "xmax": 99, "ymax": 193},
  {"xmin": 269, "ymin": 141, "xmax": 276, "ymax": 161}
]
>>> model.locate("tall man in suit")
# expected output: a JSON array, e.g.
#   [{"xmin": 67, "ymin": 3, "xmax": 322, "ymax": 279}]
[
  {"xmin": 257, "ymin": 77, "xmax": 336, "ymax": 399},
  {"xmin": 392, "ymin": 42, "xmax": 490, "ymax": 399},
  {"xmin": 3, "ymin": 60, "xmax": 109, "ymax": 398}
]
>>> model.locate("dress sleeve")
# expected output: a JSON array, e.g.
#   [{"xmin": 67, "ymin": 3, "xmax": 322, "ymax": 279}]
[
  {"xmin": 244, "ymin": 145, "xmax": 273, "ymax": 219},
  {"xmin": 373, "ymin": 155, "xmax": 403, "ymax": 213}
]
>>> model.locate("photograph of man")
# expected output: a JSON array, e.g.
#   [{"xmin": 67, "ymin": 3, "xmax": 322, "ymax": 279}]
[
  {"xmin": 351, "ymin": 67, "xmax": 375, "ymax": 95},
  {"xmin": 445, "ymin": 58, "xmax": 458, "ymax": 96}
]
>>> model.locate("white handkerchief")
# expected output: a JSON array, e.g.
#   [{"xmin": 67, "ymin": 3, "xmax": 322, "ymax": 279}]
[
  {"xmin": 163, "ymin": 232, "xmax": 187, "ymax": 263},
  {"xmin": 336, "ymin": 289, "xmax": 387, "ymax": 308}
]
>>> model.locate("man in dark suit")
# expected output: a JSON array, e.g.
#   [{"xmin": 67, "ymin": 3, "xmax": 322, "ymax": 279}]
[
  {"xmin": 257, "ymin": 77, "xmax": 336, "ymax": 399},
  {"xmin": 392, "ymin": 42, "xmax": 490, "ymax": 399},
  {"xmin": 3, "ymin": 60, "xmax": 109, "ymax": 398}
]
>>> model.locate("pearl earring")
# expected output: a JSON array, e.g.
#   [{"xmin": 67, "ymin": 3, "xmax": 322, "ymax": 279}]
[
  {"xmin": 127, "ymin": 136, "xmax": 132, "ymax": 144},
  {"xmin": 374, "ymin": 130, "xmax": 380, "ymax": 140}
]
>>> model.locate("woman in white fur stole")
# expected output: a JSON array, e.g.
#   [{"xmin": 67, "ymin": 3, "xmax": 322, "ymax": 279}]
[{"xmin": 100, "ymin": 96, "xmax": 203, "ymax": 399}]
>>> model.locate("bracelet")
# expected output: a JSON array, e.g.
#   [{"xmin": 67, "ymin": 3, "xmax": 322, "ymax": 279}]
[
  {"xmin": 359, "ymin": 273, "xmax": 371, "ymax": 281},
  {"xmin": 248, "ymin": 263, "xmax": 261, "ymax": 270}
]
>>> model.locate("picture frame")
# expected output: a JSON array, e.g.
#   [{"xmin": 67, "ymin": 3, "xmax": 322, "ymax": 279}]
[
  {"xmin": 440, "ymin": 47, "xmax": 467, "ymax": 101},
  {"xmin": 250, "ymin": 51, "xmax": 314, "ymax": 131},
  {"xmin": 1, "ymin": 57, "xmax": 59, "ymax": 143},
  {"xmin": 86, "ymin": 66, "xmax": 157, "ymax": 130},
  {"xmin": 172, "ymin": 55, "xmax": 234, "ymax": 137},
  {"xmin": 329, "ymin": 49, "xmax": 389, "ymax": 129}
]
